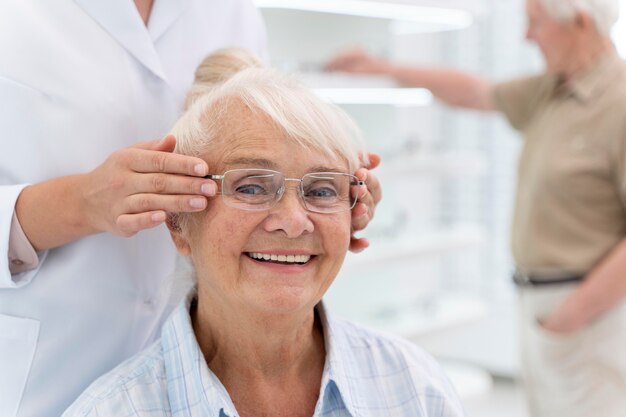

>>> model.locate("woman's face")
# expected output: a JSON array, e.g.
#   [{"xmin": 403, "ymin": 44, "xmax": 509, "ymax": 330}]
[{"xmin": 174, "ymin": 106, "xmax": 353, "ymax": 316}]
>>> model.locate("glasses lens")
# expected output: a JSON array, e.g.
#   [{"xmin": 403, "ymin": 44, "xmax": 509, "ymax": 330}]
[
  {"xmin": 301, "ymin": 173, "xmax": 358, "ymax": 213},
  {"xmin": 222, "ymin": 169, "xmax": 282, "ymax": 210}
]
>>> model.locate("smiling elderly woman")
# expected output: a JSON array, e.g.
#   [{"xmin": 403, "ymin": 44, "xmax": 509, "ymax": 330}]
[{"xmin": 63, "ymin": 49, "xmax": 465, "ymax": 417}]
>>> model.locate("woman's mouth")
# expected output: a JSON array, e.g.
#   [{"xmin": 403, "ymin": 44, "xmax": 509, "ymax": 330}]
[{"xmin": 245, "ymin": 252, "xmax": 313, "ymax": 265}]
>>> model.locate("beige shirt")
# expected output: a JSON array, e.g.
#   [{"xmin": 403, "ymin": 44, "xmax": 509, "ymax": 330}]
[{"xmin": 494, "ymin": 50, "xmax": 626, "ymax": 275}]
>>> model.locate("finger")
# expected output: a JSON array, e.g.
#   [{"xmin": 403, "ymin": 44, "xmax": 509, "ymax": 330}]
[
  {"xmin": 356, "ymin": 187, "xmax": 374, "ymax": 213},
  {"xmin": 350, "ymin": 182, "xmax": 367, "ymax": 201},
  {"xmin": 127, "ymin": 148, "xmax": 208, "ymax": 177},
  {"xmin": 349, "ymin": 236, "xmax": 370, "ymax": 253},
  {"xmin": 124, "ymin": 193, "xmax": 208, "ymax": 214},
  {"xmin": 353, "ymin": 170, "xmax": 375, "ymax": 204},
  {"xmin": 134, "ymin": 173, "xmax": 217, "ymax": 197},
  {"xmin": 364, "ymin": 170, "xmax": 382, "ymax": 205},
  {"xmin": 132, "ymin": 135, "xmax": 176, "ymax": 152},
  {"xmin": 115, "ymin": 210, "xmax": 167, "ymax": 237},
  {"xmin": 351, "ymin": 202, "xmax": 371, "ymax": 232},
  {"xmin": 351, "ymin": 200, "xmax": 368, "ymax": 218},
  {"xmin": 325, "ymin": 49, "xmax": 364, "ymax": 71},
  {"xmin": 367, "ymin": 152, "xmax": 381, "ymax": 169}
]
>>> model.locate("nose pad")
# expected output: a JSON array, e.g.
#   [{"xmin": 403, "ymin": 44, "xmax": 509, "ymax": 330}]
[
  {"xmin": 276, "ymin": 185, "xmax": 286, "ymax": 202},
  {"xmin": 273, "ymin": 182, "xmax": 306, "ymax": 211}
]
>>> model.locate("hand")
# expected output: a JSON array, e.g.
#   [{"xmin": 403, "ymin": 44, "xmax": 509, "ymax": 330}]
[
  {"xmin": 539, "ymin": 308, "xmax": 586, "ymax": 334},
  {"xmin": 81, "ymin": 135, "xmax": 217, "ymax": 237},
  {"xmin": 349, "ymin": 153, "xmax": 382, "ymax": 253},
  {"xmin": 325, "ymin": 48, "xmax": 389, "ymax": 75}
]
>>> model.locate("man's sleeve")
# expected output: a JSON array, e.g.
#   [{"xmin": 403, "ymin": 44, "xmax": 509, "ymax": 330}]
[
  {"xmin": 492, "ymin": 74, "xmax": 553, "ymax": 131},
  {"xmin": 612, "ymin": 116, "xmax": 626, "ymax": 207}
]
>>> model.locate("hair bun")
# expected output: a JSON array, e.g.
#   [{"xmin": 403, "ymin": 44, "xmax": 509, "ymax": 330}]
[{"xmin": 184, "ymin": 48, "xmax": 264, "ymax": 110}]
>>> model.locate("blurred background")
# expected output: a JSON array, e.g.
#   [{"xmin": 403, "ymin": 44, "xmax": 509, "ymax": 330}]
[{"xmin": 253, "ymin": 0, "xmax": 626, "ymax": 415}]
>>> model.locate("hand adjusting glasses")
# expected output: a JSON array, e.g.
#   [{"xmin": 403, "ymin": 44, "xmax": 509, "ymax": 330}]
[{"xmin": 205, "ymin": 168, "xmax": 364, "ymax": 214}]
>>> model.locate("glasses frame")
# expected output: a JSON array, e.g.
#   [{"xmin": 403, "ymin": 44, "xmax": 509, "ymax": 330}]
[{"xmin": 204, "ymin": 168, "xmax": 365, "ymax": 214}]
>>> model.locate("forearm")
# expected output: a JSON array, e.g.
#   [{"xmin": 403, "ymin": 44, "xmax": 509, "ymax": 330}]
[
  {"xmin": 548, "ymin": 238, "xmax": 626, "ymax": 330},
  {"xmin": 384, "ymin": 64, "xmax": 495, "ymax": 111},
  {"xmin": 15, "ymin": 174, "xmax": 96, "ymax": 251}
]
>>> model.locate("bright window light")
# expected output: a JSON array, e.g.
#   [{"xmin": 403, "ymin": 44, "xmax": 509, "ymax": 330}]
[
  {"xmin": 314, "ymin": 87, "xmax": 432, "ymax": 106},
  {"xmin": 254, "ymin": 0, "xmax": 473, "ymax": 30},
  {"xmin": 613, "ymin": 0, "xmax": 626, "ymax": 57}
]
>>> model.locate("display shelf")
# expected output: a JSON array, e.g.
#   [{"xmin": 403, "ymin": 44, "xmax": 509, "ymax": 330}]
[
  {"xmin": 255, "ymin": 0, "xmax": 477, "ymax": 32},
  {"xmin": 440, "ymin": 360, "xmax": 493, "ymax": 400},
  {"xmin": 380, "ymin": 151, "xmax": 489, "ymax": 176},
  {"xmin": 343, "ymin": 224, "xmax": 487, "ymax": 270},
  {"xmin": 257, "ymin": 1, "xmax": 484, "ymax": 67},
  {"xmin": 315, "ymin": 87, "xmax": 432, "ymax": 106},
  {"xmin": 359, "ymin": 293, "xmax": 488, "ymax": 339},
  {"xmin": 301, "ymin": 72, "xmax": 398, "ymax": 88},
  {"xmin": 298, "ymin": 72, "xmax": 433, "ymax": 106}
]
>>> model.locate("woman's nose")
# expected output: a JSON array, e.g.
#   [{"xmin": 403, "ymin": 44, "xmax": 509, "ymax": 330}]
[{"xmin": 265, "ymin": 185, "xmax": 314, "ymax": 238}]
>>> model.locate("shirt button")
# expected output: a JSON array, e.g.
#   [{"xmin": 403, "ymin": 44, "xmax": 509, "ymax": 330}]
[{"xmin": 11, "ymin": 258, "xmax": 24, "ymax": 266}]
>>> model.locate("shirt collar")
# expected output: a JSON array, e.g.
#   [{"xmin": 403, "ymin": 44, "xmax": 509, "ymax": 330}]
[
  {"xmin": 317, "ymin": 303, "xmax": 388, "ymax": 417},
  {"xmin": 73, "ymin": 0, "xmax": 191, "ymax": 81},
  {"xmin": 161, "ymin": 297, "xmax": 363, "ymax": 417},
  {"xmin": 562, "ymin": 48, "xmax": 623, "ymax": 103},
  {"xmin": 161, "ymin": 295, "xmax": 238, "ymax": 417},
  {"xmin": 315, "ymin": 303, "xmax": 359, "ymax": 417}
]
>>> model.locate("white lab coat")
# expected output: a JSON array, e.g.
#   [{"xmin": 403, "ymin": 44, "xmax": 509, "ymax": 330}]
[{"xmin": 0, "ymin": 1, "xmax": 267, "ymax": 416}]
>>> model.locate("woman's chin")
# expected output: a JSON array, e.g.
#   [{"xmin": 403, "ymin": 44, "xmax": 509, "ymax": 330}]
[{"xmin": 245, "ymin": 287, "xmax": 316, "ymax": 316}]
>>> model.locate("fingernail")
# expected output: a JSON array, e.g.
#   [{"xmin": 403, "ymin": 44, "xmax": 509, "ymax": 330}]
[
  {"xmin": 194, "ymin": 164, "xmax": 206, "ymax": 176},
  {"xmin": 201, "ymin": 183, "xmax": 216, "ymax": 195},
  {"xmin": 152, "ymin": 212, "xmax": 166, "ymax": 222},
  {"xmin": 190, "ymin": 197, "xmax": 206, "ymax": 209}
]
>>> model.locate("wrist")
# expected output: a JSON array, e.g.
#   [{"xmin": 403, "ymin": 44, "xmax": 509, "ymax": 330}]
[{"xmin": 72, "ymin": 172, "xmax": 102, "ymax": 236}]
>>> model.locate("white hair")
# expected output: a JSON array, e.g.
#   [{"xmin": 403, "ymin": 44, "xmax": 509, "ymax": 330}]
[
  {"xmin": 171, "ymin": 51, "xmax": 366, "ymax": 174},
  {"xmin": 537, "ymin": 0, "xmax": 620, "ymax": 35}
]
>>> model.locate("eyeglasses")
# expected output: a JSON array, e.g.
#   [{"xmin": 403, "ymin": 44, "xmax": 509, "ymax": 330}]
[{"xmin": 205, "ymin": 168, "xmax": 364, "ymax": 214}]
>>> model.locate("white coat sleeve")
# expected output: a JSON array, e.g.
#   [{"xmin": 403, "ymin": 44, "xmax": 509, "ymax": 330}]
[{"xmin": 0, "ymin": 185, "xmax": 48, "ymax": 288}]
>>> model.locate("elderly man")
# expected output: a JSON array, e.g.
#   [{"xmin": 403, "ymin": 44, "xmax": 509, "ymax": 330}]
[
  {"xmin": 328, "ymin": 1, "xmax": 626, "ymax": 416},
  {"xmin": 63, "ymin": 48, "xmax": 465, "ymax": 417}
]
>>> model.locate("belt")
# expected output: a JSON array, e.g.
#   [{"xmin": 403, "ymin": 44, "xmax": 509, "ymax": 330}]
[{"xmin": 512, "ymin": 270, "xmax": 585, "ymax": 286}]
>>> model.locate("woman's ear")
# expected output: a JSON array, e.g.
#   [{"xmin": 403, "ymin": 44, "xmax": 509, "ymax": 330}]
[
  {"xmin": 166, "ymin": 213, "xmax": 192, "ymax": 256},
  {"xmin": 574, "ymin": 10, "xmax": 594, "ymax": 32}
]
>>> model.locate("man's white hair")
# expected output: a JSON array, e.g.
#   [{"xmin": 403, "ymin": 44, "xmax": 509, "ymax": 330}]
[{"xmin": 537, "ymin": 0, "xmax": 620, "ymax": 35}]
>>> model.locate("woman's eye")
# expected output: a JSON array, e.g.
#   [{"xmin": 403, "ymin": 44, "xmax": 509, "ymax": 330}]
[
  {"xmin": 235, "ymin": 184, "xmax": 268, "ymax": 195},
  {"xmin": 306, "ymin": 186, "xmax": 338, "ymax": 198}
]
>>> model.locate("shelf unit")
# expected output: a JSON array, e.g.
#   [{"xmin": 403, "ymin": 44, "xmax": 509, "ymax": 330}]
[
  {"xmin": 256, "ymin": 1, "xmax": 494, "ymax": 390},
  {"xmin": 362, "ymin": 294, "xmax": 489, "ymax": 339},
  {"xmin": 255, "ymin": 0, "xmax": 481, "ymax": 32},
  {"xmin": 342, "ymin": 224, "xmax": 486, "ymax": 270}
]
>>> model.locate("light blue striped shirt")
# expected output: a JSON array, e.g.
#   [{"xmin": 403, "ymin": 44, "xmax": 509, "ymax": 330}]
[{"xmin": 64, "ymin": 299, "xmax": 466, "ymax": 417}]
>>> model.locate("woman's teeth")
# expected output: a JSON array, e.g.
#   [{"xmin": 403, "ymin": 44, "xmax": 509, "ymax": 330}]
[{"xmin": 247, "ymin": 252, "xmax": 311, "ymax": 264}]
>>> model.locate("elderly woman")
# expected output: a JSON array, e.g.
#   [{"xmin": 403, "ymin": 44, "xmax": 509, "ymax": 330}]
[{"xmin": 63, "ymin": 49, "xmax": 465, "ymax": 417}]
